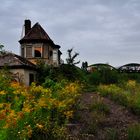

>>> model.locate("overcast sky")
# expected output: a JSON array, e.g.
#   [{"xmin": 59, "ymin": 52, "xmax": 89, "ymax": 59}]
[{"xmin": 1, "ymin": 0, "xmax": 140, "ymax": 67}]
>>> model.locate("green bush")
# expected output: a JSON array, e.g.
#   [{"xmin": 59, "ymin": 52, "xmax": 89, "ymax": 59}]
[
  {"xmin": 86, "ymin": 68, "xmax": 119, "ymax": 86},
  {"xmin": 87, "ymin": 71, "xmax": 101, "ymax": 85},
  {"xmin": 36, "ymin": 60, "xmax": 87, "ymax": 84}
]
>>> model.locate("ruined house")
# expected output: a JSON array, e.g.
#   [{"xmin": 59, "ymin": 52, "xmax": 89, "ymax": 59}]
[
  {"xmin": 19, "ymin": 19, "xmax": 62, "ymax": 66},
  {"xmin": 0, "ymin": 19, "xmax": 62, "ymax": 85}
]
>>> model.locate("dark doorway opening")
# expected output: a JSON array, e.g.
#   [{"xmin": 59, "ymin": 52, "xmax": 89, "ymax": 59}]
[{"xmin": 29, "ymin": 74, "xmax": 34, "ymax": 85}]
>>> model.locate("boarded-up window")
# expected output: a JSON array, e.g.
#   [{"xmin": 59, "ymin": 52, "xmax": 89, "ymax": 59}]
[
  {"xmin": 34, "ymin": 47, "xmax": 41, "ymax": 58},
  {"xmin": 53, "ymin": 50, "xmax": 57, "ymax": 61},
  {"xmin": 26, "ymin": 46, "xmax": 32, "ymax": 58}
]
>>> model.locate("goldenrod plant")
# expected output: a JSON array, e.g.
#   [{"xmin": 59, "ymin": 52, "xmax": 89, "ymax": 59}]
[{"xmin": 0, "ymin": 75, "xmax": 81, "ymax": 139}]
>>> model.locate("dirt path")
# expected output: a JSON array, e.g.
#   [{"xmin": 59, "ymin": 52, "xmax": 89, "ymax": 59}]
[{"xmin": 68, "ymin": 92, "xmax": 140, "ymax": 140}]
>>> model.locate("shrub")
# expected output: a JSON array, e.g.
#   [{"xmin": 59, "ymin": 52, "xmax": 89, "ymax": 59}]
[
  {"xmin": 36, "ymin": 61, "xmax": 87, "ymax": 83},
  {"xmin": 87, "ymin": 71, "xmax": 101, "ymax": 85},
  {"xmin": 87, "ymin": 68, "xmax": 119, "ymax": 86}
]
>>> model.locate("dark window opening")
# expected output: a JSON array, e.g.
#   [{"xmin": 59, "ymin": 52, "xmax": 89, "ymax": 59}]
[
  {"xmin": 50, "ymin": 51, "xmax": 52, "ymax": 57},
  {"xmin": 21, "ymin": 47, "xmax": 24, "ymax": 57},
  {"xmin": 34, "ymin": 47, "xmax": 42, "ymax": 58},
  {"xmin": 35, "ymin": 50, "xmax": 41, "ymax": 57},
  {"xmin": 29, "ymin": 74, "xmax": 34, "ymax": 85}
]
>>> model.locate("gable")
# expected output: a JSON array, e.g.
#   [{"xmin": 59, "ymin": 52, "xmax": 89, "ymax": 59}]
[
  {"xmin": 19, "ymin": 23, "xmax": 53, "ymax": 43},
  {"xmin": 0, "ymin": 53, "xmax": 36, "ymax": 70}
]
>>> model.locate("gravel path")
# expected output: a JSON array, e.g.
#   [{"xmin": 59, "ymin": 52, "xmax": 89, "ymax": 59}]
[{"xmin": 68, "ymin": 92, "xmax": 140, "ymax": 140}]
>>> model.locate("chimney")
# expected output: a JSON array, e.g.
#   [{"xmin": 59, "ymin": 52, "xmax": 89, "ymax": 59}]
[{"xmin": 24, "ymin": 19, "xmax": 31, "ymax": 35}]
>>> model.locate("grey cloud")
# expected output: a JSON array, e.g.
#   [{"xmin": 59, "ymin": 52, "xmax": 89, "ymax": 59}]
[{"xmin": 0, "ymin": 0, "xmax": 140, "ymax": 66}]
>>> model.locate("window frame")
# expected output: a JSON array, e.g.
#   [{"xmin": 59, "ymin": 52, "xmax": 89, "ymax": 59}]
[
  {"xmin": 33, "ymin": 46, "xmax": 42, "ymax": 58},
  {"xmin": 26, "ymin": 45, "xmax": 33, "ymax": 58}
]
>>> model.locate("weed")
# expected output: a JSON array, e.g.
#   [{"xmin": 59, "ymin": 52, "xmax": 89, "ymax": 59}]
[
  {"xmin": 127, "ymin": 123, "xmax": 140, "ymax": 140},
  {"xmin": 98, "ymin": 80, "xmax": 140, "ymax": 115},
  {"xmin": 89, "ymin": 96, "xmax": 110, "ymax": 114},
  {"xmin": 106, "ymin": 128, "xmax": 118, "ymax": 140}
]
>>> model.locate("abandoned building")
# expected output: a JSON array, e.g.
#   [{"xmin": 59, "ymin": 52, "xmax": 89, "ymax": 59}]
[
  {"xmin": 0, "ymin": 53, "xmax": 37, "ymax": 85},
  {"xmin": 0, "ymin": 19, "xmax": 62, "ymax": 85},
  {"xmin": 19, "ymin": 19, "xmax": 62, "ymax": 66}
]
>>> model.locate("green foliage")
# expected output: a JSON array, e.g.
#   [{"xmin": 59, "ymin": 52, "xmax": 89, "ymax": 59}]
[
  {"xmin": 0, "ymin": 70, "xmax": 81, "ymax": 140},
  {"xmin": 80, "ymin": 95, "xmax": 110, "ymax": 135},
  {"xmin": 98, "ymin": 80, "xmax": 140, "ymax": 115},
  {"xmin": 86, "ymin": 70, "xmax": 101, "ymax": 85},
  {"xmin": 100, "ymin": 68, "xmax": 119, "ymax": 84},
  {"xmin": 119, "ymin": 73, "xmax": 140, "ymax": 83},
  {"xmin": 86, "ymin": 68, "xmax": 119, "ymax": 86},
  {"xmin": 36, "ymin": 60, "xmax": 87, "ymax": 84},
  {"xmin": 0, "ymin": 69, "xmax": 13, "ymax": 98},
  {"xmin": 36, "ymin": 60, "xmax": 52, "ymax": 83},
  {"xmin": 89, "ymin": 96, "xmax": 110, "ymax": 114},
  {"xmin": 127, "ymin": 123, "xmax": 140, "ymax": 140},
  {"xmin": 59, "ymin": 64, "xmax": 87, "ymax": 82},
  {"xmin": 106, "ymin": 128, "xmax": 118, "ymax": 140},
  {"xmin": 81, "ymin": 61, "xmax": 88, "ymax": 71},
  {"xmin": 84, "ymin": 111, "xmax": 106, "ymax": 134}
]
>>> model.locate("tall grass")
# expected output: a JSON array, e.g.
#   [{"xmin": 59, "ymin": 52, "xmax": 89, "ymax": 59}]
[
  {"xmin": 98, "ymin": 80, "xmax": 140, "ymax": 115},
  {"xmin": 127, "ymin": 123, "xmax": 140, "ymax": 140}
]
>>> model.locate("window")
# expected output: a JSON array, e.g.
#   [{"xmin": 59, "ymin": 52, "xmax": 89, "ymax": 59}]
[
  {"xmin": 29, "ymin": 74, "xmax": 34, "ymax": 85},
  {"xmin": 26, "ymin": 46, "xmax": 32, "ymax": 58},
  {"xmin": 21, "ymin": 47, "xmax": 24, "ymax": 57},
  {"xmin": 34, "ymin": 47, "xmax": 42, "ymax": 58},
  {"xmin": 53, "ymin": 50, "xmax": 57, "ymax": 61}
]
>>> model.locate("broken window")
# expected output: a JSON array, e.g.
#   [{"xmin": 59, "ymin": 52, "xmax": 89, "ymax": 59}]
[
  {"xmin": 21, "ymin": 47, "xmax": 24, "ymax": 57},
  {"xmin": 29, "ymin": 73, "xmax": 34, "ymax": 85},
  {"xmin": 34, "ymin": 47, "xmax": 42, "ymax": 58}
]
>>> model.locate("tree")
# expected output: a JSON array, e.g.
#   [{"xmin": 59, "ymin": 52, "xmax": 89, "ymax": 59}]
[
  {"xmin": 66, "ymin": 48, "xmax": 80, "ymax": 65},
  {"xmin": 0, "ymin": 44, "xmax": 6, "ymax": 55},
  {"xmin": 81, "ymin": 61, "xmax": 88, "ymax": 71}
]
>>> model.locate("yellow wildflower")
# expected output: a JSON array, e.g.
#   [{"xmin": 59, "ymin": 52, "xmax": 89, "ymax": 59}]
[
  {"xmin": 38, "ymin": 97, "xmax": 47, "ymax": 107},
  {"xmin": 64, "ymin": 110, "xmax": 73, "ymax": 119},
  {"xmin": 36, "ymin": 123, "xmax": 44, "ymax": 129},
  {"xmin": 0, "ymin": 90, "xmax": 6, "ymax": 95}
]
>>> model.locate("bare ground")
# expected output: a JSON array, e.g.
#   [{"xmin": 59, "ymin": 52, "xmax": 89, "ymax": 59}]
[{"xmin": 67, "ymin": 92, "xmax": 140, "ymax": 140}]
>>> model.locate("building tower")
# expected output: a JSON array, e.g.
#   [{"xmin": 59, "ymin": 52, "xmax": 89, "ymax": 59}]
[{"xmin": 19, "ymin": 19, "xmax": 62, "ymax": 66}]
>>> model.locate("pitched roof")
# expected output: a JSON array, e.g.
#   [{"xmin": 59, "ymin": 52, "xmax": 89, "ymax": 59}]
[
  {"xmin": 0, "ymin": 53, "xmax": 36, "ymax": 70},
  {"xmin": 19, "ymin": 23, "xmax": 53, "ymax": 43}
]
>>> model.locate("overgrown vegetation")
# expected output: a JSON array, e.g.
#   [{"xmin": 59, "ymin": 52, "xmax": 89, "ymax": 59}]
[
  {"xmin": 98, "ymin": 80, "xmax": 140, "ymax": 115},
  {"xmin": 1, "ymin": 44, "xmax": 140, "ymax": 139},
  {"xmin": 0, "ymin": 70, "xmax": 81, "ymax": 140},
  {"xmin": 127, "ymin": 124, "xmax": 140, "ymax": 140},
  {"xmin": 36, "ymin": 60, "xmax": 87, "ymax": 85}
]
